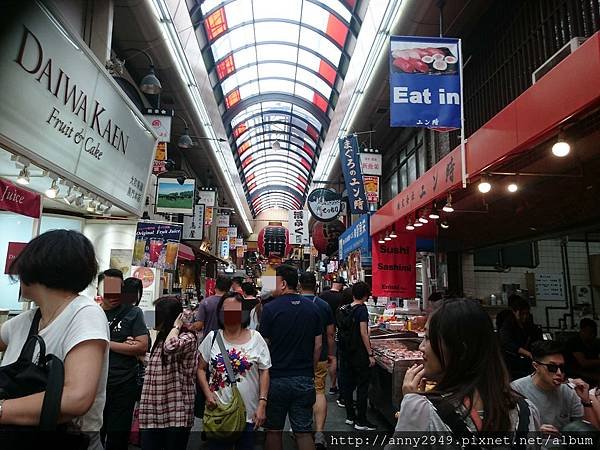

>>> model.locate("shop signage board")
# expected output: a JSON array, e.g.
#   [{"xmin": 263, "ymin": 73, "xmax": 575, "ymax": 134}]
[
  {"xmin": 217, "ymin": 214, "xmax": 230, "ymax": 228},
  {"xmin": 236, "ymin": 246, "xmax": 245, "ymax": 258},
  {"xmin": 339, "ymin": 214, "xmax": 370, "ymax": 260},
  {"xmin": 219, "ymin": 240, "xmax": 230, "ymax": 259},
  {"xmin": 155, "ymin": 178, "xmax": 195, "ymax": 214},
  {"xmin": 4, "ymin": 242, "xmax": 27, "ymax": 274},
  {"xmin": 370, "ymin": 146, "xmax": 462, "ymax": 236},
  {"xmin": 359, "ymin": 150, "xmax": 382, "ymax": 176},
  {"xmin": 144, "ymin": 108, "xmax": 173, "ymax": 143},
  {"xmin": 0, "ymin": 2, "xmax": 157, "ymax": 216},
  {"xmin": 130, "ymin": 266, "xmax": 159, "ymax": 311},
  {"xmin": 0, "ymin": 178, "xmax": 41, "ymax": 219},
  {"xmin": 307, "ymin": 188, "xmax": 342, "ymax": 222},
  {"xmin": 288, "ymin": 210, "xmax": 310, "ymax": 245},
  {"xmin": 152, "ymin": 142, "xmax": 168, "ymax": 175},
  {"xmin": 535, "ymin": 273, "xmax": 566, "ymax": 301},
  {"xmin": 236, "ymin": 238, "xmax": 244, "ymax": 248},
  {"xmin": 109, "ymin": 249, "xmax": 134, "ymax": 278},
  {"xmin": 182, "ymin": 204, "xmax": 205, "ymax": 240},
  {"xmin": 372, "ymin": 233, "xmax": 416, "ymax": 298},
  {"xmin": 227, "ymin": 226, "xmax": 237, "ymax": 239},
  {"xmin": 217, "ymin": 227, "xmax": 229, "ymax": 241},
  {"xmin": 229, "ymin": 236, "xmax": 237, "ymax": 247},
  {"xmin": 132, "ymin": 221, "xmax": 183, "ymax": 271},
  {"xmin": 205, "ymin": 207, "xmax": 214, "ymax": 225},
  {"xmin": 390, "ymin": 36, "xmax": 462, "ymax": 129},
  {"xmin": 339, "ymin": 135, "xmax": 369, "ymax": 214},
  {"xmin": 363, "ymin": 176, "xmax": 379, "ymax": 204},
  {"xmin": 197, "ymin": 190, "xmax": 216, "ymax": 207}
]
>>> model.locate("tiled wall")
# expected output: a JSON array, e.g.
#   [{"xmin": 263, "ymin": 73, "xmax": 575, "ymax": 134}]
[{"xmin": 462, "ymin": 239, "xmax": 600, "ymax": 329}]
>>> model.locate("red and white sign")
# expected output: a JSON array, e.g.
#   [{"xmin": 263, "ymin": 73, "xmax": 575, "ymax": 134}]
[
  {"xmin": 5, "ymin": 242, "xmax": 27, "ymax": 274},
  {"xmin": 144, "ymin": 114, "xmax": 172, "ymax": 143},
  {"xmin": 363, "ymin": 176, "xmax": 379, "ymax": 204},
  {"xmin": 360, "ymin": 152, "xmax": 382, "ymax": 176},
  {"xmin": 372, "ymin": 233, "xmax": 416, "ymax": 298},
  {"xmin": 0, "ymin": 179, "xmax": 41, "ymax": 219}
]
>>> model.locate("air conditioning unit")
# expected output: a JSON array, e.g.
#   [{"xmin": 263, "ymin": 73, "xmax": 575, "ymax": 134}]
[{"xmin": 532, "ymin": 37, "xmax": 587, "ymax": 84}]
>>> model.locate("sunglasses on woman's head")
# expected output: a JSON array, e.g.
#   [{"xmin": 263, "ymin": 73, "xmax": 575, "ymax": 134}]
[{"xmin": 535, "ymin": 361, "xmax": 565, "ymax": 373}]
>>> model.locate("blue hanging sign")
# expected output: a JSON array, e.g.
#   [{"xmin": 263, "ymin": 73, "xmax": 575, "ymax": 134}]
[
  {"xmin": 389, "ymin": 36, "xmax": 462, "ymax": 129},
  {"xmin": 339, "ymin": 135, "xmax": 369, "ymax": 214},
  {"xmin": 339, "ymin": 214, "xmax": 371, "ymax": 261}
]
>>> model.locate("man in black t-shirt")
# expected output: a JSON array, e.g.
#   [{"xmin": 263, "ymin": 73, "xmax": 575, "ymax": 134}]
[
  {"xmin": 337, "ymin": 282, "xmax": 376, "ymax": 431},
  {"xmin": 567, "ymin": 318, "xmax": 600, "ymax": 385},
  {"xmin": 98, "ymin": 269, "xmax": 149, "ymax": 450},
  {"xmin": 319, "ymin": 278, "xmax": 345, "ymax": 395}
]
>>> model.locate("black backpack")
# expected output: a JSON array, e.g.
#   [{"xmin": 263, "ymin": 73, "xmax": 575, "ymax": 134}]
[{"xmin": 336, "ymin": 304, "xmax": 362, "ymax": 351}]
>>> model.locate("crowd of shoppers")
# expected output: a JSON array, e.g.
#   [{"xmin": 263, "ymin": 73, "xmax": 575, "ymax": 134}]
[{"xmin": 2, "ymin": 231, "xmax": 600, "ymax": 450}]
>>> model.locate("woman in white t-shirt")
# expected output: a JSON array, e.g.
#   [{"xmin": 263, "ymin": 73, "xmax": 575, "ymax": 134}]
[
  {"xmin": 198, "ymin": 292, "xmax": 271, "ymax": 450},
  {"xmin": 0, "ymin": 230, "xmax": 109, "ymax": 450}
]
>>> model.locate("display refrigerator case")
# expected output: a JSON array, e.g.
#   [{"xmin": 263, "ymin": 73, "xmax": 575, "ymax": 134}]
[{"xmin": 368, "ymin": 337, "xmax": 423, "ymax": 425}]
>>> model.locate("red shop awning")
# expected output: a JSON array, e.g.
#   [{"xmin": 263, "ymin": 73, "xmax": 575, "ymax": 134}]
[
  {"xmin": 371, "ymin": 31, "xmax": 600, "ymax": 237},
  {"xmin": 177, "ymin": 243, "xmax": 195, "ymax": 262}
]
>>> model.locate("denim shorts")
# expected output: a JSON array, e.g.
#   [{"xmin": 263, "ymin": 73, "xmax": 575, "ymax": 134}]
[{"xmin": 264, "ymin": 376, "xmax": 316, "ymax": 433}]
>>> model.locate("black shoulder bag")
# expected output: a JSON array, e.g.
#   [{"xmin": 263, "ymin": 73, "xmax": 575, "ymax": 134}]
[
  {"xmin": 0, "ymin": 309, "xmax": 89, "ymax": 450},
  {"xmin": 429, "ymin": 395, "xmax": 530, "ymax": 450}
]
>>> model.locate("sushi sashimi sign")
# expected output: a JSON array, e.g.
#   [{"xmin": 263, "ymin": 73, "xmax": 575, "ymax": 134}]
[
  {"xmin": 372, "ymin": 233, "xmax": 416, "ymax": 298},
  {"xmin": 390, "ymin": 36, "xmax": 462, "ymax": 129}
]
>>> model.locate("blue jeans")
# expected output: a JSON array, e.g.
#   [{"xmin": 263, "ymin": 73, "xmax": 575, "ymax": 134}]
[
  {"xmin": 265, "ymin": 376, "xmax": 316, "ymax": 433},
  {"xmin": 207, "ymin": 422, "xmax": 255, "ymax": 450}
]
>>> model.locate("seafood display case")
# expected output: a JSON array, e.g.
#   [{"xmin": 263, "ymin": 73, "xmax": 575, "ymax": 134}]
[{"xmin": 368, "ymin": 337, "xmax": 423, "ymax": 425}]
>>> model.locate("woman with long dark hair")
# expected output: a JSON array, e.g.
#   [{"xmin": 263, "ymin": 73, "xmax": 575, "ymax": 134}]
[
  {"xmin": 387, "ymin": 298, "xmax": 540, "ymax": 448},
  {"xmin": 138, "ymin": 296, "xmax": 197, "ymax": 450}
]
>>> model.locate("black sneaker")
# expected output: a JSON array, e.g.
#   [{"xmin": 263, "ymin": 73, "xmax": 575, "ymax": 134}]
[
  {"xmin": 328, "ymin": 387, "xmax": 339, "ymax": 395},
  {"xmin": 354, "ymin": 421, "xmax": 377, "ymax": 431},
  {"xmin": 336, "ymin": 399, "xmax": 345, "ymax": 408}
]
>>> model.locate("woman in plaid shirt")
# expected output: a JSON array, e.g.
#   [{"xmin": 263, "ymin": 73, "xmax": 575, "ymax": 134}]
[{"xmin": 139, "ymin": 296, "xmax": 198, "ymax": 449}]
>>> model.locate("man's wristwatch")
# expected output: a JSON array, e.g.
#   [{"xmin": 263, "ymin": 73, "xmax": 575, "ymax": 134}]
[{"xmin": 582, "ymin": 400, "xmax": 593, "ymax": 408}]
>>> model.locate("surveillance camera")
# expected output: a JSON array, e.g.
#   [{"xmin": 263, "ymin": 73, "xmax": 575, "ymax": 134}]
[{"xmin": 177, "ymin": 176, "xmax": 186, "ymax": 185}]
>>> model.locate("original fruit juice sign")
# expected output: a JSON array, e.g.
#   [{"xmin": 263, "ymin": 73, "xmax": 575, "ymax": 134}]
[{"xmin": 389, "ymin": 36, "xmax": 462, "ymax": 129}]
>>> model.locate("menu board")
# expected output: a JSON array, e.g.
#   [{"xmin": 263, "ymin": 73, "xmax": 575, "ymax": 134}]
[{"xmin": 535, "ymin": 273, "xmax": 565, "ymax": 301}]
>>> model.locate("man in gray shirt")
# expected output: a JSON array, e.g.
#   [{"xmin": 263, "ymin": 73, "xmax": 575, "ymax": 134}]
[
  {"xmin": 511, "ymin": 341, "xmax": 593, "ymax": 435},
  {"xmin": 190, "ymin": 276, "xmax": 232, "ymax": 339}
]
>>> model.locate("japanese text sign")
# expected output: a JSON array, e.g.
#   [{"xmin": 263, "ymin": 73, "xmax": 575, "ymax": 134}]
[
  {"xmin": 360, "ymin": 151, "xmax": 382, "ymax": 176},
  {"xmin": 339, "ymin": 214, "xmax": 370, "ymax": 261},
  {"xmin": 372, "ymin": 233, "xmax": 416, "ymax": 298},
  {"xmin": 363, "ymin": 176, "xmax": 379, "ymax": 204},
  {"xmin": 339, "ymin": 135, "xmax": 368, "ymax": 214},
  {"xmin": 390, "ymin": 36, "xmax": 462, "ymax": 129},
  {"xmin": 287, "ymin": 210, "xmax": 309, "ymax": 245}
]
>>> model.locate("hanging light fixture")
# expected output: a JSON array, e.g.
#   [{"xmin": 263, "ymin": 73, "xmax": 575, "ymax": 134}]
[
  {"xmin": 414, "ymin": 220, "xmax": 423, "ymax": 228},
  {"xmin": 63, "ymin": 187, "xmax": 77, "ymax": 205},
  {"xmin": 429, "ymin": 206, "xmax": 440, "ymax": 220},
  {"xmin": 139, "ymin": 64, "xmax": 162, "ymax": 95},
  {"xmin": 178, "ymin": 126, "xmax": 193, "ymax": 149},
  {"xmin": 272, "ymin": 139, "xmax": 281, "ymax": 151},
  {"xmin": 384, "ymin": 231, "xmax": 392, "ymax": 241},
  {"xmin": 45, "ymin": 179, "xmax": 60, "ymax": 199},
  {"xmin": 441, "ymin": 221, "xmax": 450, "ymax": 229},
  {"xmin": 74, "ymin": 193, "xmax": 85, "ymax": 207},
  {"xmin": 378, "ymin": 234, "xmax": 385, "ymax": 244},
  {"xmin": 16, "ymin": 166, "xmax": 30, "ymax": 185},
  {"xmin": 442, "ymin": 194, "xmax": 454, "ymax": 213},
  {"xmin": 507, "ymin": 182, "xmax": 519, "ymax": 193},
  {"xmin": 552, "ymin": 133, "xmax": 570, "ymax": 157},
  {"xmin": 478, "ymin": 175, "xmax": 492, "ymax": 193},
  {"xmin": 406, "ymin": 218, "xmax": 415, "ymax": 231},
  {"xmin": 418, "ymin": 212, "xmax": 429, "ymax": 224},
  {"xmin": 389, "ymin": 225, "xmax": 397, "ymax": 239}
]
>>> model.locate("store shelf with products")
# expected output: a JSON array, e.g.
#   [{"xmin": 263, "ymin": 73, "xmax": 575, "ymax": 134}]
[
  {"xmin": 367, "ymin": 304, "xmax": 427, "ymax": 335},
  {"xmin": 368, "ymin": 337, "xmax": 423, "ymax": 425}
]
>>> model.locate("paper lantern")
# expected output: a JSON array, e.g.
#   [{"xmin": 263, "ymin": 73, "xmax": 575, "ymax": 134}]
[
  {"xmin": 257, "ymin": 222, "xmax": 292, "ymax": 259},
  {"xmin": 312, "ymin": 220, "xmax": 346, "ymax": 256}
]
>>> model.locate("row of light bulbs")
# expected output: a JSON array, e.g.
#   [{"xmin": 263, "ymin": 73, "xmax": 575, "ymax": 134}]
[{"xmin": 15, "ymin": 165, "xmax": 111, "ymax": 215}]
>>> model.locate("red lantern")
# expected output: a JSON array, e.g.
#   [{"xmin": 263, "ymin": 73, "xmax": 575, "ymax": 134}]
[
  {"xmin": 312, "ymin": 220, "xmax": 346, "ymax": 256},
  {"xmin": 257, "ymin": 222, "xmax": 292, "ymax": 259}
]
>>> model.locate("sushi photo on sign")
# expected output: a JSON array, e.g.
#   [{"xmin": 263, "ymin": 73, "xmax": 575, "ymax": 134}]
[
  {"xmin": 391, "ymin": 46, "xmax": 458, "ymax": 75},
  {"xmin": 389, "ymin": 36, "xmax": 462, "ymax": 130}
]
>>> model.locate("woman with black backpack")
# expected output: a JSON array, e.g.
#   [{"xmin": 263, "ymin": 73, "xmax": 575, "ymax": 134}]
[{"xmin": 386, "ymin": 298, "xmax": 541, "ymax": 450}]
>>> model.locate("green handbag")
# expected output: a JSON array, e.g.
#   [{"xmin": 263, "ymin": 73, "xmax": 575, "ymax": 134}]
[{"xmin": 203, "ymin": 331, "xmax": 247, "ymax": 442}]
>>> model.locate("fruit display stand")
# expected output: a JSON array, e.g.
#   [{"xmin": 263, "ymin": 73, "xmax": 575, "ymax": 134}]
[{"xmin": 368, "ymin": 337, "xmax": 423, "ymax": 426}]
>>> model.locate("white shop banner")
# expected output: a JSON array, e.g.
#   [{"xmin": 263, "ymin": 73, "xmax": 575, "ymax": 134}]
[
  {"xmin": 360, "ymin": 152, "xmax": 383, "ymax": 176},
  {"xmin": 227, "ymin": 226, "xmax": 237, "ymax": 239},
  {"xmin": 197, "ymin": 190, "xmax": 216, "ymax": 207},
  {"xmin": 288, "ymin": 210, "xmax": 310, "ymax": 245},
  {"xmin": 182, "ymin": 204, "xmax": 205, "ymax": 240},
  {"xmin": 217, "ymin": 215, "xmax": 230, "ymax": 227},
  {"xmin": 0, "ymin": 2, "xmax": 158, "ymax": 215},
  {"xmin": 144, "ymin": 109, "xmax": 173, "ymax": 143}
]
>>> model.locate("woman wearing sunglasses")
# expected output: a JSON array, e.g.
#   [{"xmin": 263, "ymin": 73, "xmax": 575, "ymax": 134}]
[{"xmin": 511, "ymin": 340, "xmax": 598, "ymax": 434}]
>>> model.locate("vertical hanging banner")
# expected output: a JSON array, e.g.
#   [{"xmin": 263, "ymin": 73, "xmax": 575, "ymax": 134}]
[
  {"xmin": 288, "ymin": 210, "xmax": 310, "ymax": 245},
  {"xmin": 390, "ymin": 36, "xmax": 462, "ymax": 129},
  {"xmin": 363, "ymin": 176, "xmax": 380, "ymax": 204},
  {"xmin": 372, "ymin": 233, "xmax": 416, "ymax": 298},
  {"xmin": 339, "ymin": 135, "xmax": 369, "ymax": 214},
  {"xmin": 182, "ymin": 204, "xmax": 205, "ymax": 240},
  {"xmin": 217, "ymin": 214, "xmax": 230, "ymax": 228}
]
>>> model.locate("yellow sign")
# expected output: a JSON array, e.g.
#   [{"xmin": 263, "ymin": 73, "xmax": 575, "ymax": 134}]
[
  {"xmin": 155, "ymin": 142, "xmax": 167, "ymax": 161},
  {"xmin": 218, "ymin": 227, "xmax": 228, "ymax": 241}
]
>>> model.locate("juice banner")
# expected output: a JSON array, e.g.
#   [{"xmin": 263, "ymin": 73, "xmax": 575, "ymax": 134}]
[{"xmin": 132, "ymin": 221, "xmax": 183, "ymax": 271}]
